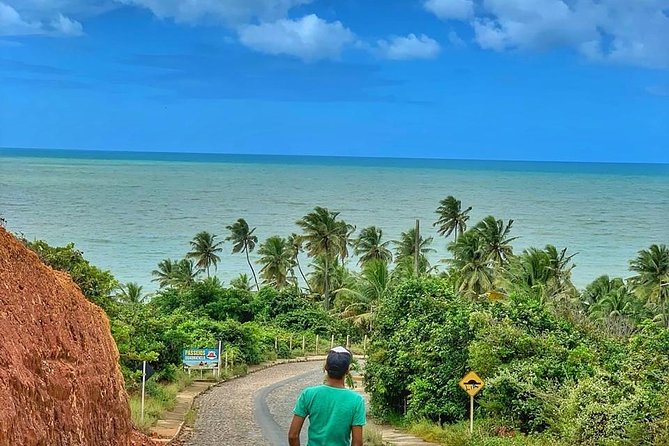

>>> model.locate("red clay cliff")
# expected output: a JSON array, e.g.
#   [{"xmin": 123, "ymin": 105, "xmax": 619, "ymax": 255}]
[{"xmin": 0, "ymin": 228, "xmax": 153, "ymax": 446}]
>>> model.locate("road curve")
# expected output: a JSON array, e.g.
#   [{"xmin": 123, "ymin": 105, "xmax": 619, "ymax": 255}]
[
  {"xmin": 183, "ymin": 361, "xmax": 324, "ymax": 446},
  {"xmin": 254, "ymin": 367, "xmax": 323, "ymax": 445}
]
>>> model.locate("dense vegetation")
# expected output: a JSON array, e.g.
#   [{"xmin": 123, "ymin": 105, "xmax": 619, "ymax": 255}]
[{"xmin": 15, "ymin": 198, "xmax": 668, "ymax": 444}]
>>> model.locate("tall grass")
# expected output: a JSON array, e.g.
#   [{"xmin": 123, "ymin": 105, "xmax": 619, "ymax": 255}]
[
  {"xmin": 408, "ymin": 420, "xmax": 566, "ymax": 446},
  {"xmin": 129, "ymin": 370, "xmax": 192, "ymax": 432}
]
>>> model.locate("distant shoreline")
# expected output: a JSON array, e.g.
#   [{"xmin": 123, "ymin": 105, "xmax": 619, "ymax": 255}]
[{"xmin": 2, "ymin": 147, "xmax": 668, "ymax": 175}]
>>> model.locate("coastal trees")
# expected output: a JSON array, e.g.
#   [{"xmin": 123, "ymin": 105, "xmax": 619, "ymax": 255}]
[
  {"xmin": 296, "ymin": 207, "xmax": 353, "ymax": 310},
  {"xmin": 339, "ymin": 259, "xmax": 393, "ymax": 332},
  {"xmin": 629, "ymin": 244, "xmax": 669, "ymax": 325},
  {"xmin": 227, "ymin": 218, "xmax": 259, "ymax": 291},
  {"xmin": 354, "ymin": 226, "xmax": 392, "ymax": 266},
  {"xmin": 116, "ymin": 282, "xmax": 145, "ymax": 305},
  {"xmin": 434, "ymin": 196, "xmax": 472, "ymax": 243},
  {"xmin": 474, "ymin": 215, "xmax": 517, "ymax": 268},
  {"xmin": 503, "ymin": 245, "xmax": 576, "ymax": 304},
  {"xmin": 257, "ymin": 235, "xmax": 293, "ymax": 288},
  {"xmin": 287, "ymin": 233, "xmax": 311, "ymax": 293},
  {"xmin": 187, "ymin": 231, "xmax": 223, "ymax": 278},
  {"xmin": 152, "ymin": 258, "xmax": 200, "ymax": 288},
  {"xmin": 230, "ymin": 273, "xmax": 254, "ymax": 291},
  {"xmin": 152, "ymin": 259, "xmax": 178, "ymax": 288},
  {"xmin": 174, "ymin": 259, "xmax": 200, "ymax": 288},
  {"xmin": 447, "ymin": 230, "xmax": 494, "ymax": 298},
  {"xmin": 394, "ymin": 227, "xmax": 435, "ymax": 276}
]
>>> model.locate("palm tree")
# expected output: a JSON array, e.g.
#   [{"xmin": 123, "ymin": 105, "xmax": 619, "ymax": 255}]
[
  {"xmin": 630, "ymin": 244, "xmax": 669, "ymax": 325},
  {"xmin": 296, "ymin": 207, "xmax": 353, "ymax": 310},
  {"xmin": 582, "ymin": 275, "xmax": 623, "ymax": 310},
  {"xmin": 589, "ymin": 283, "xmax": 638, "ymax": 320},
  {"xmin": 448, "ymin": 230, "xmax": 494, "ymax": 299},
  {"xmin": 308, "ymin": 254, "xmax": 356, "ymax": 308},
  {"xmin": 474, "ymin": 215, "xmax": 518, "ymax": 267},
  {"xmin": 174, "ymin": 258, "xmax": 200, "ymax": 288},
  {"xmin": 187, "ymin": 231, "xmax": 224, "ymax": 278},
  {"xmin": 434, "ymin": 196, "xmax": 472, "ymax": 242},
  {"xmin": 116, "ymin": 282, "xmax": 145, "ymax": 304},
  {"xmin": 503, "ymin": 245, "xmax": 576, "ymax": 304},
  {"xmin": 354, "ymin": 226, "xmax": 392, "ymax": 266},
  {"xmin": 227, "ymin": 218, "xmax": 259, "ymax": 290},
  {"xmin": 340, "ymin": 259, "xmax": 392, "ymax": 332},
  {"xmin": 287, "ymin": 233, "xmax": 312, "ymax": 293},
  {"xmin": 152, "ymin": 258, "xmax": 178, "ymax": 288},
  {"xmin": 230, "ymin": 273, "xmax": 254, "ymax": 292},
  {"xmin": 257, "ymin": 236, "xmax": 294, "ymax": 288},
  {"xmin": 394, "ymin": 227, "xmax": 435, "ymax": 275}
]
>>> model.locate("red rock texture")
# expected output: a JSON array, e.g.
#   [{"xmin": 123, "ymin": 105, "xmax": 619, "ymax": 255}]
[{"xmin": 0, "ymin": 228, "xmax": 154, "ymax": 446}]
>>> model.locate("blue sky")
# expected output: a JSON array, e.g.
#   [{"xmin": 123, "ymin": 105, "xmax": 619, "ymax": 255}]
[{"xmin": 1, "ymin": 0, "xmax": 668, "ymax": 163}]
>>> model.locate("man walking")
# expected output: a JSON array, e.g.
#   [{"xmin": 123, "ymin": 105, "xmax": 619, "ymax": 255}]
[{"xmin": 288, "ymin": 346, "xmax": 366, "ymax": 446}]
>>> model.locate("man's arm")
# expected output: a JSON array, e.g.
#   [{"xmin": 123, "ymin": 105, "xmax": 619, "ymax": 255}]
[
  {"xmin": 288, "ymin": 415, "xmax": 305, "ymax": 446},
  {"xmin": 351, "ymin": 425, "xmax": 363, "ymax": 446}
]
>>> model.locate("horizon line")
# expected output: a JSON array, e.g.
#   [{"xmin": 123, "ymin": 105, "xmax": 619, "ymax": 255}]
[{"xmin": 1, "ymin": 146, "xmax": 668, "ymax": 167}]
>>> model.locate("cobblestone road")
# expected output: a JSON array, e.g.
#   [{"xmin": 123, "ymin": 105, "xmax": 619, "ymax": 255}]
[{"xmin": 183, "ymin": 361, "xmax": 324, "ymax": 446}]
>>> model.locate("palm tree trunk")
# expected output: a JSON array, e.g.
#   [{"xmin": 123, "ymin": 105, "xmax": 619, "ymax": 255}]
[
  {"xmin": 324, "ymin": 254, "xmax": 330, "ymax": 310},
  {"xmin": 246, "ymin": 249, "xmax": 259, "ymax": 291},
  {"xmin": 296, "ymin": 258, "xmax": 312, "ymax": 293}
]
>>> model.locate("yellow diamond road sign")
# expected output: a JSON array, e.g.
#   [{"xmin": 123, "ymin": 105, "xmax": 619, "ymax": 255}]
[{"xmin": 459, "ymin": 371, "xmax": 484, "ymax": 397}]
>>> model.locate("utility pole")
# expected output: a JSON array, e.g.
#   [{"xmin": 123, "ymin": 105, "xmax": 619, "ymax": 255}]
[{"xmin": 414, "ymin": 219, "xmax": 420, "ymax": 276}]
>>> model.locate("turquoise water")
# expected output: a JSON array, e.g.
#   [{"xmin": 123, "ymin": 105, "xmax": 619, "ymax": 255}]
[{"xmin": 1, "ymin": 148, "xmax": 667, "ymax": 291}]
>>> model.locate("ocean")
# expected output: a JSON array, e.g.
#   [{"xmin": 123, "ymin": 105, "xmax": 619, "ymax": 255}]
[{"xmin": 1, "ymin": 148, "xmax": 667, "ymax": 291}]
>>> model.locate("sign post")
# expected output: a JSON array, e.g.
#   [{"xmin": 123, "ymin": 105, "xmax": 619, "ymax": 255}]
[
  {"xmin": 182, "ymin": 348, "xmax": 220, "ymax": 379},
  {"xmin": 217, "ymin": 340, "xmax": 222, "ymax": 379},
  {"xmin": 140, "ymin": 361, "xmax": 146, "ymax": 422},
  {"xmin": 459, "ymin": 371, "xmax": 485, "ymax": 434}
]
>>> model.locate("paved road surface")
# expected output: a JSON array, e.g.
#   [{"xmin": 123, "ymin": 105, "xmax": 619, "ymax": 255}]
[{"xmin": 184, "ymin": 361, "xmax": 324, "ymax": 446}]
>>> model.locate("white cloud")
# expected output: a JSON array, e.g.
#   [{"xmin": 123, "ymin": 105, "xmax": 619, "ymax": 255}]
[
  {"xmin": 0, "ymin": 0, "xmax": 312, "ymax": 35},
  {"xmin": 424, "ymin": 0, "xmax": 669, "ymax": 69},
  {"xmin": 119, "ymin": 0, "xmax": 311, "ymax": 25},
  {"xmin": 0, "ymin": 2, "xmax": 41, "ymax": 35},
  {"xmin": 0, "ymin": 1, "xmax": 82, "ymax": 36},
  {"xmin": 376, "ymin": 33, "xmax": 441, "ymax": 60},
  {"xmin": 238, "ymin": 14, "xmax": 355, "ymax": 61},
  {"xmin": 448, "ymin": 30, "xmax": 465, "ymax": 47},
  {"xmin": 424, "ymin": 0, "xmax": 473, "ymax": 20},
  {"xmin": 51, "ymin": 13, "xmax": 83, "ymax": 36}
]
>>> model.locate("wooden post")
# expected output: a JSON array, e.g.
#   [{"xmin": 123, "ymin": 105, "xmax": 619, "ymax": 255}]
[
  {"xmin": 346, "ymin": 335, "xmax": 350, "ymax": 349},
  {"xmin": 302, "ymin": 335, "xmax": 306, "ymax": 355},
  {"xmin": 316, "ymin": 335, "xmax": 319, "ymax": 354},
  {"xmin": 289, "ymin": 336, "xmax": 293, "ymax": 352},
  {"xmin": 275, "ymin": 336, "xmax": 278, "ymax": 351},
  {"xmin": 330, "ymin": 334, "xmax": 334, "ymax": 349}
]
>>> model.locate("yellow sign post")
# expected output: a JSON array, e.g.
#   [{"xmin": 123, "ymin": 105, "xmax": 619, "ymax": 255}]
[{"xmin": 459, "ymin": 371, "xmax": 485, "ymax": 433}]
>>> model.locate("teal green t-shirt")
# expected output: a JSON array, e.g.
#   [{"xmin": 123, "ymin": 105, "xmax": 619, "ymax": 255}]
[{"xmin": 293, "ymin": 384, "xmax": 366, "ymax": 446}]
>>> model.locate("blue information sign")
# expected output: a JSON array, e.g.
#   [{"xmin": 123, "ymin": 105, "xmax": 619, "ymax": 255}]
[{"xmin": 182, "ymin": 348, "xmax": 219, "ymax": 370}]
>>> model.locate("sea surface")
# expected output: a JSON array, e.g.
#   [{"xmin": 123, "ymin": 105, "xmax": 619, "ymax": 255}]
[{"xmin": 1, "ymin": 148, "xmax": 667, "ymax": 291}]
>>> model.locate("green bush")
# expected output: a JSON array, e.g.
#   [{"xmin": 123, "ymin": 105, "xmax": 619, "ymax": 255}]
[{"xmin": 366, "ymin": 277, "xmax": 474, "ymax": 422}]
